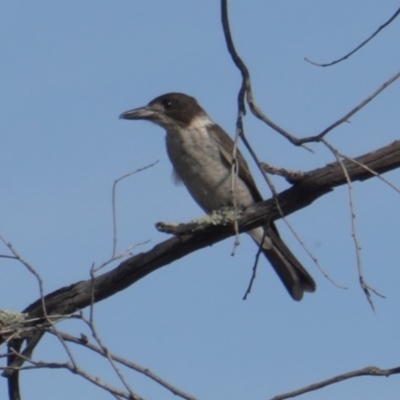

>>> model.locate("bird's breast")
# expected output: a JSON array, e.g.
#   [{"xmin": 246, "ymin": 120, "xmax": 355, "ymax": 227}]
[{"xmin": 165, "ymin": 124, "xmax": 253, "ymax": 212}]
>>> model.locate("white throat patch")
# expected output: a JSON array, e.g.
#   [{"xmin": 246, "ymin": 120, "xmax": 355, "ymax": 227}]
[{"xmin": 186, "ymin": 113, "xmax": 214, "ymax": 130}]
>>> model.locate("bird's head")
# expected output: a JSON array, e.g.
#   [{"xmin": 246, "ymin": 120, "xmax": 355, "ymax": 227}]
[{"xmin": 120, "ymin": 92, "xmax": 207, "ymax": 130}]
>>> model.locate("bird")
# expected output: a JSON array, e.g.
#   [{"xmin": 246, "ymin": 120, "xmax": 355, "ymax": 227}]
[{"xmin": 120, "ymin": 93, "xmax": 316, "ymax": 300}]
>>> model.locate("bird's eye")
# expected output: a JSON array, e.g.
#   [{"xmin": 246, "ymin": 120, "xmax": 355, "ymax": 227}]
[{"xmin": 162, "ymin": 99, "xmax": 173, "ymax": 109}]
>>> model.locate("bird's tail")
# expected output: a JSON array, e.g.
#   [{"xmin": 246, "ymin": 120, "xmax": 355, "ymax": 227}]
[{"xmin": 251, "ymin": 226, "xmax": 316, "ymax": 301}]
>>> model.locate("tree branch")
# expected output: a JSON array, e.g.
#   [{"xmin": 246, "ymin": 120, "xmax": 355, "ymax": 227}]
[
  {"xmin": 23, "ymin": 140, "xmax": 400, "ymax": 318},
  {"xmin": 305, "ymin": 6, "xmax": 400, "ymax": 67},
  {"xmin": 4, "ymin": 140, "xmax": 400, "ymax": 373},
  {"xmin": 271, "ymin": 365, "xmax": 400, "ymax": 400}
]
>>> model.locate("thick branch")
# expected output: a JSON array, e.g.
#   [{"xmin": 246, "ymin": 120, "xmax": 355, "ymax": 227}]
[
  {"xmin": 23, "ymin": 140, "xmax": 400, "ymax": 319},
  {"xmin": 3, "ymin": 140, "xmax": 399, "ymax": 374}
]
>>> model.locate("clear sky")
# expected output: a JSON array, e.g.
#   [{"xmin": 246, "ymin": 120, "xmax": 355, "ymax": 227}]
[{"xmin": 1, "ymin": 1, "xmax": 400, "ymax": 399}]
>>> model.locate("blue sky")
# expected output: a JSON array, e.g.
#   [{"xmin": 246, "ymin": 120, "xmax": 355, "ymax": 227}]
[{"xmin": 1, "ymin": 1, "xmax": 400, "ymax": 399}]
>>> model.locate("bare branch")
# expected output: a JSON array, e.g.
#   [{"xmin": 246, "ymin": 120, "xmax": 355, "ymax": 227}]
[
  {"xmin": 22, "ymin": 141, "xmax": 400, "ymax": 319},
  {"xmin": 3, "ymin": 354, "xmax": 142, "ymax": 400},
  {"xmin": 0, "ymin": 235, "xmax": 46, "ymax": 312},
  {"xmin": 323, "ymin": 139, "xmax": 377, "ymax": 307},
  {"xmin": 221, "ymin": 0, "xmax": 328, "ymax": 284},
  {"xmin": 260, "ymin": 163, "xmax": 306, "ymax": 183},
  {"xmin": 111, "ymin": 161, "xmax": 159, "ymax": 257},
  {"xmin": 242, "ymin": 230, "xmax": 264, "ymax": 300},
  {"xmin": 221, "ymin": 1, "xmax": 400, "ymax": 148},
  {"xmin": 48, "ymin": 330, "xmax": 198, "ymax": 400},
  {"xmin": 3, "ymin": 140, "xmax": 400, "ymax": 374},
  {"xmin": 298, "ymin": 69, "xmax": 400, "ymax": 143},
  {"xmin": 79, "ymin": 314, "xmax": 137, "ymax": 399},
  {"xmin": 305, "ymin": 6, "xmax": 400, "ymax": 67},
  {"xmin": 334, "ymin": 152, "xmax": 400, "ymax": 195},
  {"xmin": 271, "ymin": 365, "xmax": 400, "ymax": 400},
  {"xmin": 220, "ymin": 0, "xmax": 309, "ymax": 148}
]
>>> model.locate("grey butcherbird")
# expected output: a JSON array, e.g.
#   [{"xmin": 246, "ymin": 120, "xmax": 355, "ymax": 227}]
[{"xmin": 120, "ymin": 93, "xmax": 316, "ymax": 300}]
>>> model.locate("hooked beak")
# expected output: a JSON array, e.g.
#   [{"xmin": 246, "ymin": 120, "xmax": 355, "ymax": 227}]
[{"xmin": 119, "ymin": 105, "xmax": 155, "ymax": 120}]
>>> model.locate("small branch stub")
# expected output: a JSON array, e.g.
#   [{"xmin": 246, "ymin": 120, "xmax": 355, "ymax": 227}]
[{"xmin": 156, "ymin": 206, "xmax": 245, "ymax": 236}]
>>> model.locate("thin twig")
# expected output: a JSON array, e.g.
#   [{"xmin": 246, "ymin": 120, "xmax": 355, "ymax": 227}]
[
  {"xmin": 271, "ymin": 365, "xmax": 400, "ymax": 400},
  {"xmin": 243, "ymin": 137, "xmax": 343, "ymax": 286},
  {"xmin": 220, "ymin": 0, "xmax": 247, "ymax": 255},
  {"xmin": 48, "ymin": 330, "xmax": 198, "ymax": 400},
  {"xmin": 305, "ymin": 6, "xmax": 400, "ymax": 67},
  {"xmin": 111, "ymin": 161, "xmax": 159, "ymax": 257},
  {"xmin": 220, "ymin": 0, "xmax": 345, "ymax": 290},
  {"xmin": 315, "ymin": 70, "xmax": 400, "ymax": 140},
  {"xmin": 243, "ymin": 230, "xmax": 264, "ymax": 300},
  {"xmin": 336, "ymin": 152, "xmax": 400, "ymax": 195},
  {"xmin": 0, "ymin": 235, "xmax": 46, "ymax": 316},
  {"xmin": 322, "ymin": 139, "xmax": 385, "ymax": 309},
  {"xmin": 233, "ymin": 113, "xmax": 345, "ymax": 288},
  {"xmin": 0, "ymin": 233, "xmax": 52, "ymax": 394},
  {"xmin": 222, "ymin": 0, "xmax": 400, "ymax": 152},
  {"xmin": 93, "ymin": 240, "xmax": 150, "ymax": 274},
  {"xmin": 299, "ymin": 69, "xmax": 400, "ymax": 144},
  {"xmin": 220, "ymin": 0, "xmax": 310, "ymax": 149},
  {"xmin": 0, "ymin": 255, "xmax": 18, "ymax": 259},
  {"xmin": 4, "ymin": 353, "xmax": 141, "ymax": 400},
  {"xmin": 230, "ymin": 125, "xmax": 242, "ymax": 256},
  {"xmin": 81, "ymin": 313, "xmax": 138, "ymax": 399}
]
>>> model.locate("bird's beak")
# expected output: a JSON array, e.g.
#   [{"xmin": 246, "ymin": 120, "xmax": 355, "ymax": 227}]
[{"xmin": 119, "ymin": 106, "xmax": 155, "ymax": 120}]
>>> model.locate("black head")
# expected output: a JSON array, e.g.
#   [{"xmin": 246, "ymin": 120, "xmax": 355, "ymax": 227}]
[{"xmin": 119, "ymin": 93, "xmax": 206, "ymax": 129}]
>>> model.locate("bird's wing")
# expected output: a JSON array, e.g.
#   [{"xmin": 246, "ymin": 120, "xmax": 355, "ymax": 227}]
[
  {"xmin": 209, "ymin": 124, "xmax": 263, "ymax": 203},
  {"xmin": 210, "ymin": 125, "xmax": 316, "ymax": 300}
]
